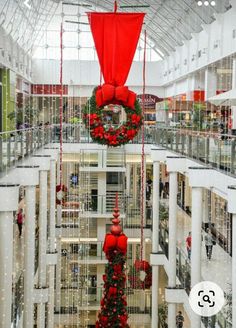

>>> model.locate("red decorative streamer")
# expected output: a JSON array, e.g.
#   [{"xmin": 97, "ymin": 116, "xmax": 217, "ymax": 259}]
[
  {"xmin": 87, "ymin": 12, "xmax": 145, "ymax": 86},
  {"xmin": 59, "ymin": 23, "xmax": 63, "ymax": 188},
  {"xmin": 140, "ymin": 30, "xmax": 147, "ymax": 262}
]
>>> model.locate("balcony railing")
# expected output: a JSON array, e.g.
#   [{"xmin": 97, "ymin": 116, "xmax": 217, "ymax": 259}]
[{"xmin": 0, "ymin": 127, "xmax": 52, "ymax": 176}]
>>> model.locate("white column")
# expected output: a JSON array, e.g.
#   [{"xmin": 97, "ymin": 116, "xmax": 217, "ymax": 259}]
[
  {"xmin": 126, "ymin": 163, "xmax": 131, "ymax": 195},
  {"xmin": 98, "ymin": 172, "xmax": 106, "ymax": 213},
  {"xmin": 231, "ymin": 59, "xmax": 236, "ymax": 131},
  {"xmin": 0, "ymin": 184, "xmax": 19, "ymax": 328},
  {"xmin": 37, "ymin": 170, "xmax": 48, "ymax": 328},
  {"xmin": 191, "ymin": 187, "xmax": 203, "ymax": 287},
  {"xmin": 232, "ymin": 214, "xmax": 236, "ymax": 328},
  {"xmin": 152, "ymin": 161, "xmax": 160, "ymax": 252},
  {"xmin": 191, "ymin": 187, "xmax": 203, "ymax": 328},
  {"xmin": 151, "ymin": 161, "xmax": 160, "ymax": 328},
  {"xmin": 97, "ymin": 265, "xmax": 104, "ymax": 302},
  {"xmin": 168, "ymin": 171, "xmax": 178, "ymax": 328},
  {"xmin": 47, "ymin": 159, "xmax": 56, "ymax": 328},
  {"xmin": 204, "ymin": 68, "xmax": 217, "ymax": 100},
  {"xmin": 202, "ymin": 189, "xmax": 209, "ymax": 225},
  {"xmin": 24, "ymin": 185, "xmax": 36, "ymax": 328},
  {"xmin": 0, "ymin": 212, "xmax": 13, "ymax": 328},
  {"xmin": 227, "ymin": 186, "xmax": 236, "ymax": 328},
  {"xmin": 97, "ymin": 218, "xmax": 106, "ymax": 257}
]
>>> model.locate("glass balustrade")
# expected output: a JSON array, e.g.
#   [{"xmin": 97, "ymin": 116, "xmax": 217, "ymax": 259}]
[
  {"xmin": 0, "ymin": 127, "xmax": 52, "ymax": 176},
  {"xmin": 1, "ymin": 124, "xmax": 236, "ymax": 177},
  {"xmin": 61, "ymin": 194, "xmax": 126, "ymax": 216}
]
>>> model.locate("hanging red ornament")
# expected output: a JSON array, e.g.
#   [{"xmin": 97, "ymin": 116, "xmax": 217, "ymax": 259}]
[
  {"xmin": 96, "ymin": 194, "xmax": 130, "ymax": 328},
  {"xmin": 83, "ymin": 10, "xmax": 145, "ymax": 147}
]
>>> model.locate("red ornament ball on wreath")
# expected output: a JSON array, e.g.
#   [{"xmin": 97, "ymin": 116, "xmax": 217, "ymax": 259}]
[{"xmin": 83, "ymin": 85, "xmax": 143, "ymax": 147}]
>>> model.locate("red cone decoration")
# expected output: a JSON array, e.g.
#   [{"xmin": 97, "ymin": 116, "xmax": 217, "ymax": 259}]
[{"xmin": 96, "ymin": 194, "xmax": 129, "ymax": 328}]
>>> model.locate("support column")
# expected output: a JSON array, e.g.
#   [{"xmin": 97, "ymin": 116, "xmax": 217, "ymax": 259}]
[
  {"xmin": 191, "ymin": 187, "xmax": 203, "ymax": 286},
  {"xmin": 227, "ymin": 186, "xmax": 236, "ymax": 328},
  {"xmin": 14, "ymin": 165, "xmax": 39, "ymax": 328},
  {"xmin": 97, "ymin": 218, "xmax": 106, "ymax": 257},
  {"xmin": 151, "ymin": 160, "xmax": 160, "ymax": 328},
  {"xmin": 168, "ymin": 171, "xmax": 178, "ymax": 328},
  {"xmin": 165, "ymin": 156, "xmax": 186, "ymax": 328},
  {"xmin": 126, "ymin": 163, "xmax": 131, "ymax": 196},
  {"xmin": 231, "ymin": 59, "xmax": 236, "ymax": 134},
  {"xmin": 47, "ymin": 159, "xmax": 57, "ymax": 328},
  {"xmin": 204, "ymin": 68, "xmax": 217, "ymax": 100},
  {"xmin": 37, "ymin": 170, "xmax": 48, "ymax": 328},
  {"xmin": 0, "ymin": 184, "xmax": 19, "ymax": 328},
  {"xmin": 232, "ymin": 213, "xmax": 236, "ymax": 328},
  {"xmin": 98, "ymin": 172, "xmax": 106, "ymax": 214},
  {"xmin": 97, "ymin": 265, "xmax": 104, "ymax": 302},
  {"xmin": 24, "ymin": 185, "xmax": 37, "ymax": 328},
  {"xmin": 188, "ymin": 167, "xmax": 213, "ymax": 328}
]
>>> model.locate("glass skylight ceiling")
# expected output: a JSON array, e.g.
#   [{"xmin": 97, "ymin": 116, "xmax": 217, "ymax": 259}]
[{"xmin": 33, "ymin": 3, "xmax": 161, "ymax": 61}]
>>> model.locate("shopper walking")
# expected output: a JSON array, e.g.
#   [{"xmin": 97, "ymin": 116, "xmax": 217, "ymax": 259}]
[
  {"xmin": 176, "ymin": 311, "xmax": 184, "ymax": 327},
  {"xmin": 186, "ymin": 232, "xmax": 192, "ymax": 261},
  {"xmin": 17, "ymin": 208, "xmax": 24, "ymax": 237},
  {"xmin": 205, "ymin": 228, "xmax": 214, "ymax": 260}
]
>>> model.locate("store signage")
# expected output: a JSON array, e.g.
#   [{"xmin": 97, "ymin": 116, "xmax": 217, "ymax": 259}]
[
  {"xmin": 31, "ymin": 84, "xmax": 68, "ymax": 95},
  {"xmin": 137, "ymin": 94, "xmax": 162, "ymax": 109}
]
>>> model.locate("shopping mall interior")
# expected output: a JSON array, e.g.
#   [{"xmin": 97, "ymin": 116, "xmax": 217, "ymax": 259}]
[{"xmin": 0, "ymin": 0, "xmax": 236, "ymax": 327}]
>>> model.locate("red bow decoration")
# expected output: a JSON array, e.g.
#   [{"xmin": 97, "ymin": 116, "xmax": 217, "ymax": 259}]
[
  {"xmin": 103, "ymin": 233, "xmax": 128, "ymax": 255},
  {"xmin": 96, "ymin": 84, "xmax": 137, "ymax": 109}
]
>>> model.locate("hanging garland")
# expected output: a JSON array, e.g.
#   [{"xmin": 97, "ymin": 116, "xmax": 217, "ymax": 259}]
[
  {"xmin": 83, "ymin": 85, "xmax": 143, "ymax": 147},
  {"xmin": 128, "ymin": 260, "xmax": 152, "ymax": 290}
]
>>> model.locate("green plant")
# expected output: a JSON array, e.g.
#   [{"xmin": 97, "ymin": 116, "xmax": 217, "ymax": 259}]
[
  {"xmin": 159, "ymin": 204, "xmax": 169, "ymax": 222},
  {"xmin": 158, "ymin": 302, "xmax": 168, "ymax": 327},
  {"xmin": 192, "ymin": 103, "xmax": 205, "ymax": 130},
  {"xmin": 8, "ymin": 104, "xmax": 40, "ymax": 126}
]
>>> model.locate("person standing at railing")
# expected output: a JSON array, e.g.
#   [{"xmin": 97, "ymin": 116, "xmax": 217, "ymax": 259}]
[
  {"xmin": 186, "ymin": 231, "xmax": 192, "ymax": 261},
  {"xmin": 17, "ymin": 208, "xmax": 24, "ymax": 237}
]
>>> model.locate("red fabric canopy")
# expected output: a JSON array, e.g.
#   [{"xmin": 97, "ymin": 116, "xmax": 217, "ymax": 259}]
[{"xmin": 88, "ymin": 12, "xmax": 145, "ymax": 86}]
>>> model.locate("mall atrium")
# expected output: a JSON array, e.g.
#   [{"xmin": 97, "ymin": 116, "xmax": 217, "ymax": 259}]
[{"xmin": 0, "ymin": 0, "xmax": 236, "ymax": 327}]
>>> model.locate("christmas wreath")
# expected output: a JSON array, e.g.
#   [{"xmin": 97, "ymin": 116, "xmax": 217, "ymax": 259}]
[
  {"xmin": 83, "ymin": 85, "xmax": 143, "ymax": 147},
  {"xmin": 128, "ymin": 260, "xmax": 152, "ymax": 289}
]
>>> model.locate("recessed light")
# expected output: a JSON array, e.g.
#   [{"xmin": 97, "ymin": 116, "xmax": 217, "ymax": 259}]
[
  {"xmin": 197, "ymin": 1, "xmax": 203, "ymax": 6},
  {"xmin": 211, "ymin": 0, "xmax": 216, "ymax": 6},
  {"xmin": 204, "ymin": 1, "xmax": 209, "ymax": 5}
]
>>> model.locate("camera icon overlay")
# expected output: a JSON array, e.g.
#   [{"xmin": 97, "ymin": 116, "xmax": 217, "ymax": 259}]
[{"xmin": 189, "ymin": 281, "xmax": 225, "ymax": 317}]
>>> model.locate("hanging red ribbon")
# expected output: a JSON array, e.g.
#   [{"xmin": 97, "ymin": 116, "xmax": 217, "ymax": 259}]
[{"xmin": 87, "ymin": 12, "xmax": 145, "ymax": 86}]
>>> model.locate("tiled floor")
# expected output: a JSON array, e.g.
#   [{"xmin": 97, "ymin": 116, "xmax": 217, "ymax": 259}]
[{"xmin": 176, "ymin": 206, "xmax": 232, "ymax": 293}]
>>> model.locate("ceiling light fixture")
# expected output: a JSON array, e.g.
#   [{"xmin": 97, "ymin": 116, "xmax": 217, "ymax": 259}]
[
  {"xmin": 204, "ymin": 1, "xmax": 209, "ymax": 5},
  {"xmin": 197, "ymin": 1, "xmax": 203, "ymax": 6},
  {"xmin": 211, "ymin": 0, "xmax": 216, "ymax": 5}
]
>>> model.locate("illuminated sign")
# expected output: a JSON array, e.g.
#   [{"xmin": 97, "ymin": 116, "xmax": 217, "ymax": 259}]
[{"xmin": 137, "ymin": 94, "xmax": 162, "ymax": 110}]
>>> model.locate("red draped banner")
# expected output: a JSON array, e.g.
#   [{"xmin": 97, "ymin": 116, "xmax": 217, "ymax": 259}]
[{"xmin": 87, "ymin": 12, "xmax": 145, "ymax": 86}]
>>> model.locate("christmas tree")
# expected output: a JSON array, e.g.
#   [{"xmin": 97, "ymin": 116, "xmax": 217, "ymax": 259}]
[{"xmin": 96, "ymin": 196, "xmax": 129, "ymax": 328}]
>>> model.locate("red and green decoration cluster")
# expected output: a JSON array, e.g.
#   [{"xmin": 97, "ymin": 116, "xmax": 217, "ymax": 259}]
[
  {"xmin": 83, "ymin": 84, "xmax": 143, "ymax": 147},
  {"xmin": 85, "ymin": 11, "xmax": 145, "ymax": 147},
  {"xmin": 96, "ymin": 198, "xmax": 129, "ymax": 328},
  {"xmin": 128, "ymin": 259, "xmax": 152, "ymax": 289}
]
